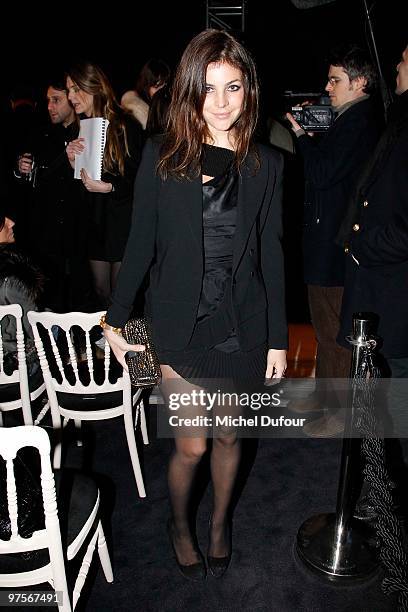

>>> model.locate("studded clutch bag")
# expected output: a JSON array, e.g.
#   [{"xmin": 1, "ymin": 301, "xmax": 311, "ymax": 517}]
[{"xmin": 122, "ymin": 318, "xmax": 161, "ymax": 387}]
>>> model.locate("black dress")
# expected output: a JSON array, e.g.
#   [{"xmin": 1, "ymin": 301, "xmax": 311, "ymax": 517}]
[
  {"xmin": 85, "ymin": 116, "xmax": 144, "ymax": 262},
  {"xmin": 158, "ymin": 144, "xmax": 267, "ymax": 385}
]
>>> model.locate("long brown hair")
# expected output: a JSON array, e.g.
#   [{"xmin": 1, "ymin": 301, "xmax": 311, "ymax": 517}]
[
  {"xmin": 67, "ymin": 62, "xmax": 129, "ymax": 175},
  {"xmin": 158, "ymin": 29, "xmax": 259, "ymax": 180},
  {"xmin": 136, "ymin": 58, "xmax": 170, "ymax": 103}
]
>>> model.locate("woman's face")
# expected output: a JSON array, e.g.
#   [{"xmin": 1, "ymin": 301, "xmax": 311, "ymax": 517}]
[
  {"xmin": 202, "ymin": 61, "xmax": 245, "ymax": 143},
  {"xmin": 0, "ymin": 217, "xmax": 15, "ymax": 243},
  {"xmin": 66, "ymin": 76, "xmax": 94, "ymax": 117}
]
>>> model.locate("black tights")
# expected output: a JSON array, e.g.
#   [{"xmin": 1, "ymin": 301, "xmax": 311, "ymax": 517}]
[
  {"xmin": 162, "ymin": 365, "xmax": 240, "ymax": 565},
  {"xmin": 90, "ymin": 260, "xmax": 121, "ymax": 309}
]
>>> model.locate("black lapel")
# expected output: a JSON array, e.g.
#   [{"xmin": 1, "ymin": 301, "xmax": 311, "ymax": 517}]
[{"xmin": 232, "ymin": 153, "xmax": 268, "ymax": 273}]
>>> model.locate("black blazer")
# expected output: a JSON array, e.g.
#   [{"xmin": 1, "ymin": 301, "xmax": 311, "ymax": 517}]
[{"xmin": 107, "ymin": 138, "xmax": 288, "ymax": 352}]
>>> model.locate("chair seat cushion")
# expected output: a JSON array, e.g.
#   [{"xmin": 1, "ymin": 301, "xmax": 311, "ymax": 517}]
[
  {"xmin": 57, "ymin": 390, "xmax": 124, "ymax": 411},
  {"xmin": 0, "ymin": 369, "xmax": 44, "ymax": 403},
  {"xmin": 57, "ymin": 386, "xmax": 139, "ymax": 412},
  {"xmin": 55, "ymin": 358, "xmax": 139, "ymax": 411},
  {"xmin": 0, "ymin": 469, "xmax": 99, "ymax": 573}
]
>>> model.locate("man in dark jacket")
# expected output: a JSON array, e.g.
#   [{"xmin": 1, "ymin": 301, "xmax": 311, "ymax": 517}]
[
  {"xmin": 339, "ymin": 45, "xmax": 408, "ymax": 439},
  {"xmin": 14, "ymin": 76, "xmax": 89, "ymax": 312},
  {"xmin": 3, "ymin": 85, "xmax": 40, "ymax": 244},
  {"xmin": 286, "ymin": 45, "xmax": 381, "ymax": 421}
]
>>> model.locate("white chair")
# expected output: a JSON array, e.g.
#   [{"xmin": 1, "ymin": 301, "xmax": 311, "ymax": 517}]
[
  {"xmin": 27, "ymin": 310, "xmax": 148, "ymax": 498},
  {"xmin": 0, "ymin": 425, "xmax": 113, "ymax": 612},
  {"xmin": 0, "ymin": 304, "xmax": 47, "ymax": 427}
]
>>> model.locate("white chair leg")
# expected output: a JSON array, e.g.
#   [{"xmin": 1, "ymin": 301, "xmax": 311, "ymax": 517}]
[
  {"xmin": 34, "ymin": 400, "xmax": 50, "ymax": 425},
  {"xmin": 21, "ymin": 401, "xmax": 34, "ymax": 426},
  {"xmin": 139, "ymin": 404, "xmax": 149, "ymax": 445},
  {"xmin": 50, "ymin": 407, "xmax": 64, "ymax": 467},
  {"xmin": 49, "ymin": 557, "xmax": 72, "ymax": 612},
  {"xmin": 97, "ymin": 522, "xmax": 114, "ymax": 583},
  {"xmin": 52, "ymin": 417, "xmax": 68, "ymax": 469},
  {"xmin": 53, "ymin": 442, "xmax": 62, "ymax": 469},
  {"xmin": 123, "ymin": 410, "xmax": 146, "ymax": 498},
  {"xmin": 55, "ymin": 588, "xmax": 72, "ymax": 612},
  {"xmin": 74, "ymin": 419, "xmax": 83, "ymax": 447},
  {"xmin": 72, "ymin": 531, "xmax": 98, "ymax": 610}
]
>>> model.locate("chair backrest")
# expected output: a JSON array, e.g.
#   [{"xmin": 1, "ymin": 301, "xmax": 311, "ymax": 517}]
[
  {"xmin": 0, "ymin": 426, "xmax": 67, "ymax": 575},
  {"xmin": 27, "ymin": 310, "xmax": 124, "ymax": 396},
  {"xmin": 0, "ymin": 304, "xmax": 31, "ymax": 419}
]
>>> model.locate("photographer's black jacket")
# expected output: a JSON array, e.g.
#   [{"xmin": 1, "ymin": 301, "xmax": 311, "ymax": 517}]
[{"xmin": 296, "ymin": 97, "xmax": 381, "ymax": 286}]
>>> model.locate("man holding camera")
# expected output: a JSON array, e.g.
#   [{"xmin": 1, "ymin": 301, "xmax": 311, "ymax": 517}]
[{"xmin": 286, "ymin": 45, "xmax": 381, "ymax": 430}]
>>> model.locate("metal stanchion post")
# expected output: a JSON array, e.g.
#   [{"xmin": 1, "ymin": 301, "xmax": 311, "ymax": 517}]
[{"xmin": 295, "ymin": 314, "xmax": 379, "ymax": 581}]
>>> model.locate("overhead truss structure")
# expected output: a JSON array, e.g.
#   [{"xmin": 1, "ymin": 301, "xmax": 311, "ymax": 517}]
[{"xmin": 205, "ymin": 1, "xmax": 246, "ymax": 33}]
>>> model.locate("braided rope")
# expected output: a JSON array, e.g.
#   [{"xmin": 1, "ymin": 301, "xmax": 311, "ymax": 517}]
[{"xmin": 355, "ymin": 345, "xmax": 408, "ymax": 611}]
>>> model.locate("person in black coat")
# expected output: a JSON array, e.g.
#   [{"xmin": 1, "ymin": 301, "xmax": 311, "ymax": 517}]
[
  {"xmin": 14, "ymin": 76, "xmax": 88, "ymax": 312},
  {"xmin": 338, "ymin": 45, "xmax": 408, "ymax": 439},
  {"xmin": 3, "ymin": 85, "xmax": 41, "ymax": 246},
  {"xmin": 0, "ymin": 209, "xmax": 44, "ymax": 384},
  {"xmin": 286, "ymin": 45, "xmax": 382, "ymax": 420},
  {"xmin": 66, "ymin": 62, "xmax": 144, "ymax": 308},
  {"xmin": 103, "ymin": 30, "xmax": 287, "ymax": 580}
]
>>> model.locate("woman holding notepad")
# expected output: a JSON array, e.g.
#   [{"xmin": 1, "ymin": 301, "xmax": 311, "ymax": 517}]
[{"xmin": 66, "ymin": 62, "xmax": 144, "ymax": 308}]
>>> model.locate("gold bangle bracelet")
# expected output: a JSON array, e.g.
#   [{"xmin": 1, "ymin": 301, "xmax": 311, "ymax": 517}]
[{"xmin": 99, "ymin": 314, "xmax": 122, "ymax": 335}]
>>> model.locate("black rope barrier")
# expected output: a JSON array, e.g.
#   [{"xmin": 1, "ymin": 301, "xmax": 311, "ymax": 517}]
[
  {"xmin": 296, "ymin": 314, "xmax": 407, "ymax": 599},
  {"xmin": 355, "ymin": 342, "xmax": 408, "ymax": 611}
]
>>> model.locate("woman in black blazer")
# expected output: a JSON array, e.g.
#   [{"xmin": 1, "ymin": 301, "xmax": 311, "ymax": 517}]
[{"xmin": 104, "ymin": 30, "xmax": 287, "ymax": 580}]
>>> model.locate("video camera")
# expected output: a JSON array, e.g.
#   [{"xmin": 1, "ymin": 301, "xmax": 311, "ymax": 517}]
[{"xmin": 284, "ymin": 91, "xmax": 334, "ymax": 132}]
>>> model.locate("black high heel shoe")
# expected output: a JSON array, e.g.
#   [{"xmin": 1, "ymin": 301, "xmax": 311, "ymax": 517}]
[
  {"xmin": 167, "ymin": 518, "xmax": 206, "ymax": 581},
  {"xmin": 207, "ymin": 517, "xmax": 232, "ymax": 578}
]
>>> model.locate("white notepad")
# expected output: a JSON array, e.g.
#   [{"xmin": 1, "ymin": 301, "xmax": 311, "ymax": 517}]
[{"xmin": 74, "ymin": 117, "xmax": 109, "ymax": 181}]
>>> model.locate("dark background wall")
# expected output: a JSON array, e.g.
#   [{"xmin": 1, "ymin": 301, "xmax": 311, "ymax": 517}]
[
  {"xmin": 1, "ymin": 0, "xmax": 405, "ymax": 108},
  {"xmin": 1, "ymin": 0, "xmax": 405, "ymax": 323}
]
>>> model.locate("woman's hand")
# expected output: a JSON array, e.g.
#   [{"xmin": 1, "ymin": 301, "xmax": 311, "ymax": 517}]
[
  {"xmin": 80, "ymin": 168, "xmax": 113, "ymax": 193},
  {"xmin": 265, "ymin": 348, "xmax": 287, "ymax": 381},
  {"xmin": 66, "ymin": 138, "xmax": 85, "ymax": 168},
  {"xmin": 103, "ymin": 328, "xmax": 145, "ymax": 371}
]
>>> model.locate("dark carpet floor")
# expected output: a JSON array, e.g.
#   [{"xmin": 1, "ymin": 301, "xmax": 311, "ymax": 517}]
[{"xmin": 54, "ymin": 401, "xmax": 400, "ymax": 612}]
